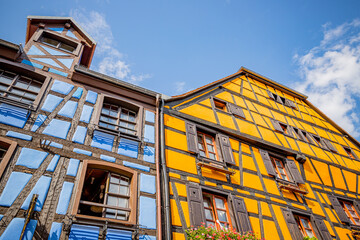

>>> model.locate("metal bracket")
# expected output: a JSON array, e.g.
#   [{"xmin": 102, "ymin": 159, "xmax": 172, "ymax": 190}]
[{"xmin": 62, "ymin": 214, "xmax": 74, "ymax": 235}]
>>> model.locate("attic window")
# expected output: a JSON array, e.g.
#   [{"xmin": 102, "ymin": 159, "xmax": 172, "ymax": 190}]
[
  {"xmin": 214, "ymin": 99, "xmax": 227, "ymax": 111},
  {"xmin": 41, "ymin": 36, "xmax": 76, "ymax": 53}
]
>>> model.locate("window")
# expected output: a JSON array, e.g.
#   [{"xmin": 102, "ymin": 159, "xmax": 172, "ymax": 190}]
[
  {"xmin": 213, "ymin": 99, "xmax": 227, "ymax": 111},
  {"xmin": 344, "ymin": 146, "xmax": 357, "ymax": 160},
  {"xmin": 99, "ymin": 97, "xmax": 139, "ymax": 136},
  {"xmin": 340, "ymin": 200, "xmax": 360, "ymax": 226},
  {"xmin": 270, "ymin": 119, "xmax": 291, "ymax": 136},
  {"xmin": 203, "ymin": 193, "xmax": 232, "ymax": 228},
  {"xmin": 39, "ymin": 32, "xmax": 77, "ymax": 53},
  {"xmin": 0, "ymin": 69, "xmax": 43, "ymax": 105},
  {"xmin": 0, "ymin": 137, "xmax": 17, "ymax": 178},
  {"xmin": 187, "ymin": 184, "xmax": 252, "ymax": 232},
  {"xmin": 73, "ymin": 160, "xmax": 137, "ymax": 224},
  {"xmin": 185, "ymin": 122, "xmax": 236, "ymax": 165},
  {"xmin": 259, "ymin": 149, "xmax": 305, "ymax": 185},
  {"xmin": 295, "ymin": 215, "xmax": 316, "ymax": 238},
  {"xmin": 197, "ymin": 131, "xmax": 218, "ymax": 161},
  {"xmin": 266, "ymin": 90, "xmax": 297, "ymax": 109},
  {"xmin": 271, "ymin": 156, "xmax": 290, "ymax": 181},
  {"xmin": 311, "ymin": 135, "xmax": 337, "ymax": 152}
]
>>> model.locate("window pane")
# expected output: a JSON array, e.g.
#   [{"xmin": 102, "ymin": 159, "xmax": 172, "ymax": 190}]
[
  {"xmin": 208, "ymin": 153, "xmax": 216, "ymax": 160},
  {"xmin": 217, "ymin": 210, "xmax": 228, "ymax": 222},
  {"xmin": 107, "ymin": 196, "xmax": 117, "ymax": 206},
  {"xmin": 215, "ymin": 198, "xmax": 225, "ymax": 209},
  {"xmin": 199, "ymin": 151, "xmax": 206, "ymax": 157},
  {"xmin": 0, "ymin": 75, "xmax": 13, "ymax": 85},
  {"xmin": 118, "ymin": 198, "xmax": 128, "ymax": 208},
  {"xmin": 119, "ymin": 186, "xmax": 129, "ymax": 196},
  {"xmin": 108, "ymin": 184, "xmax": 120, "ymax": 194},
  {"xmin": 110, "ymin": 175, "xmax": 120, "ymax": 184},
  {"xmin": 42, "ymin": 37, "xmax": 59, "ymax": 47},
  {"xmin": 14, "ymin": 79, "xmax": 29, "ymax": 89},
  {"xmin": 120, "ymin": 177, "xmax": 129, "ymax": 185},
  {"xmin": 205, "ymin": 137, "xmax": 213, "ymax": 144},
  {"xmin": 28, "ymin": 82, "xmax": 42, "ymax": 92},
  {"xmin": 59, "ymin": 42, "xmax": 75, "ymax": 52},
  {"xmin": 205, "ymin": 209, "xmax": 213, "ymax": 220}
]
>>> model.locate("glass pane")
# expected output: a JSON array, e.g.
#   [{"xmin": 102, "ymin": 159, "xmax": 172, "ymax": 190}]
[
  {"xmin": 110, "ymin": 175, "xmax": 120, "ymax": 184},
  {"xmin": 207, "ymin": 145, "xmax": 214, "ymax": 152},
  {"xmin": 305, "ymin": 229, "xmax": 315, "ymax": 237},
  {"xmin": 118, "ymin": 198, "xmax": 128, "ymax": 208},
  {"xmin": 203, "ymin": 198, "xmax": 211, "ymax": 208},
  {"xmin": 9, "ymin": 88, "xmax": 24, "ymax": 96},
  {"xmin": 120, "ymin": 177, "xmax": 129, "ymax": 185},
  {"xmin": 110, "ymin": 109, "xmax": 118, "ymax": 117},
  {"xmin": 59, "ymin": 42, "xmax": 75, "ymax": 52},
  {"xmin": 206, "ymin": 221, "xmax": 214, "ymax": 227},
  {"xmin": 0, "ymin": 84, "xmax": 8, "ymax": 93},
  {"xmin": 205, "ymin": 209, "xmax": 213, "ymax": 220},
  {"xmin": 0, "ymin": 75, "xmax": 13, "ymax": 85},
  {"xmin": 116, "ymin": 210, "xmax": 128, "ymax": 220},
  {"xmin": 108, "ymin": 184, "xmax": 120, "ymax": 194},
  {"xmin": 119, "ymin": 186, "xmax": 129, "ymax": 196},
  {"xmin": 217, "ymin": 210, "xmax": 227, "ymax": 222},
  {"xmin": 301, "ymin": 218, "xmax": 310, "ymax": 228},
  {"xmin": 128, "ymin": 123, "xmax": 135, "ymax": 130},
  {"xmin": 208, "ymin": 153, "xmax": 216, "ymax": 160},
  {"xmin": 128, "ymin": 114, "xmax": 135, "ymax": 122},
  {"xmin": 205, "ymin": 136, "xmax": 213, "ymax": 144},
  {"xmin": 215, "ymin": 198, "xmax": 225, "ymax": 209},
  {"xmin": 14, "ymin": 79, "xmax": 29, "ymax": 89},
  {"xmin": 42, "ymin": 37, "xmax": 59, "ymax": 47},
  {"xmin": 107, "ymin": 196, "xmax": 117, "ymax": 206},
  {"xmin": 199, "ymin": 151, "xmax": 206, "ymax": 157},
  {"xmin": 105, "ymin": 212, "xmax": 116, "ymax": 219},
  {"xmin": 28, "ymin": 82, "xmax": 41, "ymax": 92},
  {"xmin": 24, "ymin": 92, "xmax": 37, "ymax": 100}
]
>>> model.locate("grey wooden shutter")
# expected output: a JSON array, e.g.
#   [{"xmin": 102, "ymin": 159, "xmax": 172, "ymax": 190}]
[
  {"xmin": 351, "ymin": 149, "xmax": 359, "ymax": 160},
  {"xmin": 270, "ymin": 119, "xmax": 283, "ymax": 133},
  {"xmin": 232, "ymin": 196, "xmax": 252, "ymax": 233},
  {"xmin": 276, "ymin": 95, "xmax": 283, "ymax": 104},
  {"xmin": 327, "ymin": 195, "xmax": 350, "ymax": 224},
  {"xmin": 281, "ymin": 208, "xmax": 303, "ymax": 240},
  {"xmin": 284, "ymin": 99, "xmax": 292, "ymax": 107},
  {"xmin": 286, "ymin": 159, "xmax": 305, "ymax": 184},
  {"xmin": 323, "ymin": 139, "xmax": 337, "ymax": 152},
  {"xmin": 289, "ymin": 100, "xmax": 297, "ymax": 108},
  {"xmin": 296, "ymin": 129, "xmax": 307, "ymax": 141},
  {"xmin": 187, "ymin": 184, "xmax": 205, "ymax": 227},
  {"xmin": 185, "ymin": 122, "xmax": 198, "ymax": 154},
  {"xmin": 353, "ymin": 200, "xmax": 360, "ymax": 217},
  {"xmin": 259, "ymin": 149, "xmax": 277, "ymax": 176},
  {"xmin": 303, "ymin": 132, "xmax": 315, "ymax": 145},
  {"xmin": 219, "ymin": 134, "xmax": 236, "ymax": 165},
  {"xmin": 267, "ymin": 90, "xmax": 275, "ymax": 100},
  {"xmin": 287, "ymin": 126, "xmax": 296, "ymax": 138},
  {"xmin": 228, "ymin": 103, "xmax": 245, "ymax": 118},
  {"xmin": 313, "ymin": 216, "xmax": 332, "ymax": 240},
  {"xmin": 319, "ymin": 137, "xmax": 330, "ymax": 150}
]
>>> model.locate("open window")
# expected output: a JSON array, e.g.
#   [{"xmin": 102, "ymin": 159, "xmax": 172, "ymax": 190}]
[
  {"xmin": 0, "ymin": 137, "xmax": 17, "ymax": 178},
  {"xmin": 212, "ymin": 98, "xmax": 245, "ymax": 119},
  {"xmin": 185, "ymin": 121, "xmax": 235, "ymax": 165},
  {"xmin": 73, "ymin": 160, "xmax": 137, "ymax": 224},
  {"xmin": 311, "ymin": 135, "xmax": 337, "ymax": 152},
  {"xmin": 295, "ymin": 215, "xmax": 317, "ymax": 238},
  {"xmin": 213, "ymin": 98, "xmax": 227, "ymax": 112},
  {"xmin": 270, "ymin": 119, "xmax": 291, "ymax": 136},
  {"xmin": 266, "ymin": 90, "xmax": 296, "ymax": 109},
  {"xmin": 187, "ymin": 183, "xmax": 252, "ymax": 233},
  {"xmin": 343, "ymin": 146, "xmax": 358, "ymax": 160}
]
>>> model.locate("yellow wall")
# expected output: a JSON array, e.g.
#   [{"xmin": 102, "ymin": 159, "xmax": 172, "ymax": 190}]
[{"xmin": 164, "ymin": 73, "xmax": 360, "ymax": 239}]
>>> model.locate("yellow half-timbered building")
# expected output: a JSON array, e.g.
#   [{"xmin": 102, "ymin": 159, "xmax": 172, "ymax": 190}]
[{"xmin": 160, "ymin": 67, "xmax": 360, "ymax": 240}]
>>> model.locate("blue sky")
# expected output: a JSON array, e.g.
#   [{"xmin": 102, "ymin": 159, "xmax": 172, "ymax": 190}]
[{"xmin": 1, "ymin": 0, "xmax": 360, "ymax": 141}]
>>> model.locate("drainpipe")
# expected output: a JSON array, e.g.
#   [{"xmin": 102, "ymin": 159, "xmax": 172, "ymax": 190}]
[
  {"xmin": 155, "ymin": 94, "xmax": 162, "ymax": 239},
  {"xmin": 159, "ymin": 96, "xmax": 171, "ymax": 240}
]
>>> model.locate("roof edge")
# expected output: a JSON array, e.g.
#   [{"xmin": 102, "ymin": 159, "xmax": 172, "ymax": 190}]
[
  {"xmin": 26, "ymin": 15, "xmax": 97, "ymax": 45},
  {"xmin": 168, "ymin": 66, "xmax": 307, "ymax": 102},
  {"xmin": 74, "ymin": 65, "xmax": 165, "ymax": 98},
  {"xmin": 0, "ymin": 39, "xmax": 20, "ymax": 51}
]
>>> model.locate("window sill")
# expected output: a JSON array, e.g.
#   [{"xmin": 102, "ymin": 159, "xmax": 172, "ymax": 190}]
[
  {"xmin": 96, "ymin": 126, "xmax": 140, "ymax": 141},
  {"xmin": 277, "ymin": 181, "xmax": 308, "ymax": 194},
  {"xmin": 75, "ymin": 214, "xmax": 136, "ymax": 226},
  {"xmin": 197, "ymin": 162, "xmax": 234, "ymax": 175}
]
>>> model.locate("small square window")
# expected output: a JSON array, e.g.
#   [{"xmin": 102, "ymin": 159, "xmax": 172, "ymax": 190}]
[
  {"xmin": 270, "ymin": 156, "xmax": 290, "ymax": 181},
  {"xmin": 344, "ymin": 147, "xmax": 357, "ymax": 160},
  {"xmin": 40, "ymin": 33, "xmax": 77, "ymax": 53},
  {"xmin": 213, "ymin": 99, "xmax": 227, "ymax": 111}
]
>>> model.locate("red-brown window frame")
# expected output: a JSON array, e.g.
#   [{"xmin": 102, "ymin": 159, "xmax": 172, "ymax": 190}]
[
  {"xmin": 0, "ymin": 137, "xmax": 17, "ymax": 178},
  {"xmin": 213, "ymin": 98, "xmax": 227, "ymax": 112},
  {"xmin": 197, "ymin": 131, "xmax": 219, "ymax": 162},
  {"xmin": 296, "ymin": 215, "xmax": 316, "ymax": 238},
  {"xmin": 340, "ymin": 200, "xmax": 360, "ymax": 226},
  {"xmin": 71, "ymin": 160, "xmax": 138, "ymax": 225},
  {"xmin": 343, "ymin": 146, "xmax": 356, "ymax": 160},
  {"xmin": 203, "ymin": 192, "xmax": 233, "ymax": 229},
  {"xmin": 271, "ymin": 157, "xmax": 290, "ymax": 181}
]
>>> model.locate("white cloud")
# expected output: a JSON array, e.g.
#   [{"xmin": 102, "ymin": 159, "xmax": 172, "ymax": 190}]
[
  {"xmin": 70, "ymin": 9, "xmax": 150, "ymax": 84},
  {"xmin": 174, "ymin": 81, "xmax": 186, "ymax": 93},
  {"xmin": 294, "ymin": 19, "xmax": 360, "ymax": 138}
]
